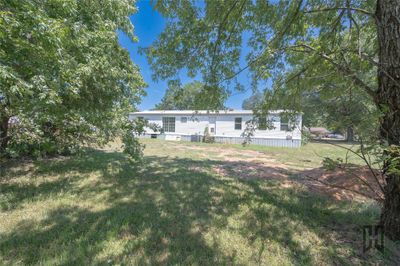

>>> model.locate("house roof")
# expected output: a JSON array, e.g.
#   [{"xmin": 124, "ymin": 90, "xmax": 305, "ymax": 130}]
[{"xmin": 130, "ymin": 110, "xmax": 286, "ymax": 115}]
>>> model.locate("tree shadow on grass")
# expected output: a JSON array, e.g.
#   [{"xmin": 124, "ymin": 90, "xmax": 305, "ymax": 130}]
[
  {"xmin": 0, "ymin": 176, "xmax": 78, "ymax": 211},
  {"xmin": 0, "ymin": 149, "xmax": 386, "ymax": 265}
]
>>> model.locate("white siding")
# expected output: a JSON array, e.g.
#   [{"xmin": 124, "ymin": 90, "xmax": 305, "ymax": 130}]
[{"xmin": 129, "ymin": 111, "xmax": 302, "ymax": 141}]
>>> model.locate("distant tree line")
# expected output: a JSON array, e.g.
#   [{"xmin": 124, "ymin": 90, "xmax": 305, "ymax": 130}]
[{"xmin": 154, "ymin": 81, "xmax": 225, "ymax": 110}]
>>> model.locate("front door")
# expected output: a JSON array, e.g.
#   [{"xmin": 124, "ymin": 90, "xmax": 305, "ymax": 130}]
[{"xmin": 208, "ymin": 116, "xmax": 216, "ymax": 135}]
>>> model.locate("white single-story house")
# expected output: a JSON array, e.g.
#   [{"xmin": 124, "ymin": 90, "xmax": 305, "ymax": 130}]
[{"xmin": 129, "ymin": 110, "xmax": 302, "ymax": 148}]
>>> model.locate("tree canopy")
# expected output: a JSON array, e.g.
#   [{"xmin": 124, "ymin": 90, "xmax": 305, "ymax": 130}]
[
  {"xmin": 241, "ymin": 90, "xmax": 263, "ymax": 110},
  {"xmin": 142, "ymin": 0, "xmax": 380, "ymax": 139},
  {"xmin": 0, "ymin": 0, "xmax": 145, "ymax": 158},
  {"xmin": 143, "ymin": 1, "xmax": 376, "ymax": 109},
  {"xmin": 154, "ymin": 81, "xmax": 225, "ymax": 110},
  {"xmin": 301, "ymin": 85, "xmax": 378, "ymax": 140}
]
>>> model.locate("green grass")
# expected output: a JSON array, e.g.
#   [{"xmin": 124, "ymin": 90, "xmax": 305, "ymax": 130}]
[
  {"xmin": 147, "ymin": 139, "xmax": 366, "ymax": 168},
  {"xmin": 0, "ymin": 140, "xmax": 395, "ymax": 265}
]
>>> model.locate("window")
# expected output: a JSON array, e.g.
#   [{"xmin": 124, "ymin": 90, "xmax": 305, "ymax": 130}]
[
  {"xmin": 234, "ymin": 117, "xmax": 242, "ymax": 130},
  {"xmin": 210, "ymin": 127, "xmax": 215, "ymax": 133},
  {"xmin": 280, "ymin": 116, "xmax": 289, "ymax": 131},
  {"xmin": 181, "ymin": 117, "xmax": 188, "ymax": 123},
  {"xmin": 162, "ymin": 117, "xmax": 175, "ymax": 132},
  {"xmin": 258, "ymin": 117, "xmax": 267, "ymax": 130}
]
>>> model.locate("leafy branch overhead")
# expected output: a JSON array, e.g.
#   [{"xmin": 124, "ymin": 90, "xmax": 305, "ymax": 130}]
[
  {"xmin": 143, "ymin": 0, "xmax": 378, "ymax": 106},
  {"xmin": 0, "ymin": 0, "xmax": 145, "ymax": 158}
]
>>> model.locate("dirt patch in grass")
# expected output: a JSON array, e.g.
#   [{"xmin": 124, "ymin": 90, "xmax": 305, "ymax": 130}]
[
  {"xmin": 300, "ymin": 166, "xmax": 385, "ymax": 201},
  {"xmin": 199, "ymin": 145, "xmax": 384, "ymax": 202},
  {"xmin": 174, "ymin": 143, "xmax": 282, "ymax": 164},
  {"xmin": 215, "ymin": 161, "xmax": 384, "ymax": 201},
  {"xmin": 214, "ymin": 162, "xmax": 288, "ymax": 181}
]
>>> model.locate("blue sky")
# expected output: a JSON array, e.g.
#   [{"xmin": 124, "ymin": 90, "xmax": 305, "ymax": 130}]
[{"xmin": 118, "ymin": 0, "xmax": 255, "ymax": 111}]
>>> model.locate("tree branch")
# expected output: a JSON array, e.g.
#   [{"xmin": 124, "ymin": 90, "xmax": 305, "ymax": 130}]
[
  {"xmin": 304, "ymin": 6, "xmax": 374, "ymax": 17},
  {"xmin": 296, "ymin": 44, "xmax": 377, "ymax": 98},
  {"xmin": 217, "ymin": 0, "xmax": 305, "ymax": 85},
  {"xmin": 209, "ymin": 0, "xmax": 242, "ymax": 76},
  {"xmin": 359, "ymin": 138, "xmax": 386, "ymax": 194}
]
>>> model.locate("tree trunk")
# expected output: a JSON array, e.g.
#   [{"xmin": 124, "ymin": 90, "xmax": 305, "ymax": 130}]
[
  {"xmin": 375, "ymin": 0, "xmax": 400, "ymax": 241},
  {"xmin": 0, "ymin": 115, "xmax": 10, "ymax": 154},
  {"xmin": 346, "ymin": 126, "xmax": 354, "ymax": 142}
]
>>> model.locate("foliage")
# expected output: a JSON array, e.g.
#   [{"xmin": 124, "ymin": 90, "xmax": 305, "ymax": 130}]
[
  {"xmin": 241, "ymin": 90, "xmax": 263, "ymax": 110},
  {"xmin": 143, "ymin": 0, "xmax": 381, "ymax": 141},
  {"xmin": 301, "ymin": 88, "xmax": 379, "ymax": 140},
  {"xmin": 143, "ymin": 1, "xmax": 376, "ymax": 111},
  {"xmin": 0, "ymin": 0, "xmax": 145, "ymax": 159},
  {"xmin": 284, "ymin": 27, "xmax": 379, "ymax": 140},
  {"xmin": 386, "ymin": 146, "xmax": 400, "ymax": 177},
  {"xmin": 121, "ymin": 118, "xmax": 146, "ymax": 163},
  {"xmin": 301, "ymin": 129, "xmax": 311, "ymax": 145},
  {"xmin": 322, "ymin": 157, "xmax": 343, "ymax": 171},
  {"xmin": 154, "ymin": 81, "xmax": 225, "ymax": 110},
  {"xmin": 202, "ymin": 126, "xmax": 214, "ymax": 143},
  {"xmin": 241, "ymin": 119, "xmax": 256, "ymax": 145}
]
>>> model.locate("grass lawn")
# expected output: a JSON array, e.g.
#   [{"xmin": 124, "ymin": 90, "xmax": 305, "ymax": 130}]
[{"xmin": 0, "ymin": 139, "xmax": 397, "ymax": 265}]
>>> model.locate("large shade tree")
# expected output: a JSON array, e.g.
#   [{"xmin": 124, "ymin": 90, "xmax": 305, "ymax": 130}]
[
  {"xmin": 143, "ymin": 0, "xmax": 400, "ymax": 239},
  {"xmin": 0, "ymin": 0, "xmax": 145, "ymax": 159}
]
